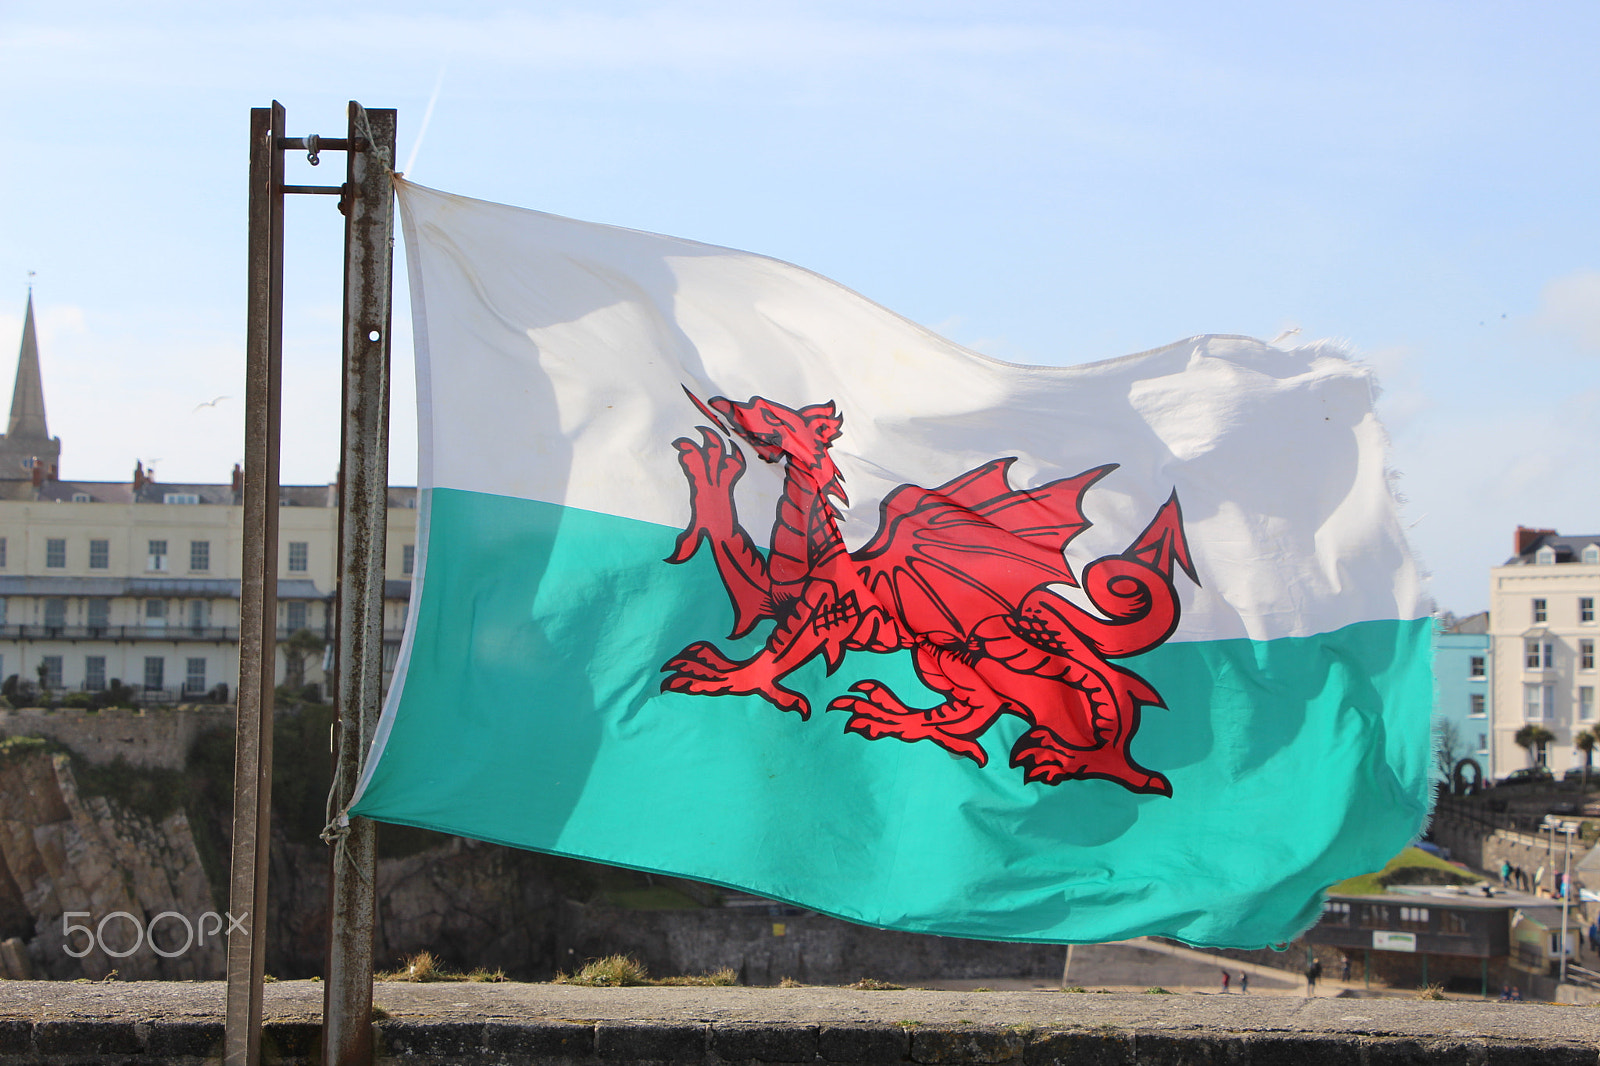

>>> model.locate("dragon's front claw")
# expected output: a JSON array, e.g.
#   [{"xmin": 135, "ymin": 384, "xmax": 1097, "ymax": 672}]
[{"xmin": 660, "ymin": 642, "xmax": 812, "ymax": 719}]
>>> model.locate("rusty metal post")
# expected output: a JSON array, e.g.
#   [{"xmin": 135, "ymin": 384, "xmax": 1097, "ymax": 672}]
[
  {"xmin": 225, "ymin": 100, "xmax": 286, "ymax": 1066},
  {"xmin": 321, "ymin": 102, "xmax": 395, "ymax": 1066}
]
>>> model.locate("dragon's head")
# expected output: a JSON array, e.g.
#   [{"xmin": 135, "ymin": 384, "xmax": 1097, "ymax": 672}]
[{"xmin": 687, "ymin": 390, "xmax": 847, "ymax": 502}]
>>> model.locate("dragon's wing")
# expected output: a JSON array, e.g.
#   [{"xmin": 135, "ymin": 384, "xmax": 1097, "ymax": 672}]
[{"xmin": 852, "ymin": 460, "xmax": 1117, "ymax": 637}]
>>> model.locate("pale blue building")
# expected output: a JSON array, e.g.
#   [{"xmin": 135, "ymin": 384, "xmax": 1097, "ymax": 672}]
[{"xmin": 1435, "ymin": 611, "xmax": 1491, "ymax": 788}]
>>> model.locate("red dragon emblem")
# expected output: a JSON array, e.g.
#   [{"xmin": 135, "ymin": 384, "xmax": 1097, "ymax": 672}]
[{"xmin": 661, "ymin": 391, "xmax": 1198, "ymax": 796}]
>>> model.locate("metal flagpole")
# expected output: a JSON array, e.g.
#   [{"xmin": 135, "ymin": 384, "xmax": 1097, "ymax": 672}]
[
  {"xmin": 225, "ymin": 101, "xmax": 287, "ymax": 1066},
  {"xmin": 322, "ymin": 101, "xmax": 396, "ymax": 1066},
  {"xmin": 1561, "ymin": 820, "xmax": 1574, "ymax": 985},
  {"xmin": 226, "ymin": 100, "xmax": 395, "ymax": 1066}
]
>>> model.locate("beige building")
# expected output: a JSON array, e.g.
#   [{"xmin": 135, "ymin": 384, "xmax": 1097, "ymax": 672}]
[
  {"xmin": 1489, "ymin": 526, "xmax": 1600, "ymax": 779},
  {"xmin": 0, "ymin": 293, "xmax": 417, "ymax": 702}
]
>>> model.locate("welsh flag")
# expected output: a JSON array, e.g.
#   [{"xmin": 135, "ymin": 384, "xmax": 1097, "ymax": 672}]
[{"xmin": 349, "ymin": 180, "xmax": 1432, "ymax": 948}]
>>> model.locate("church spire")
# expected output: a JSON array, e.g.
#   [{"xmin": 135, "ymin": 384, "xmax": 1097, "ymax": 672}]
[{"xmin": 8, "ymin": 292, "xmax": 49, "ymax": 441}]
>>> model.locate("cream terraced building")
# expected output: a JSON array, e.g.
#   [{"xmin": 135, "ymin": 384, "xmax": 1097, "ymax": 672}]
[
  {"xmin": 0, "ymin": 292, "xmax": 417, "ymax": 702},
  {"xmin": 1489, "ymin": 526, "xmax": 1600, "ymax": 779}
]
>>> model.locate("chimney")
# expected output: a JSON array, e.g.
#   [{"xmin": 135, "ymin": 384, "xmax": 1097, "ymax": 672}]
[
  {"xmin": 1516, "ymin": 526, "xmax": 1558, "ymax": 557},
  {"xmin": 231, "ymin": 463, "xmax": 243, "ymax": 493},
  {"xmin": 133, "ymin": 460, "xmax": 145, "ymax": 491},
  {"xmin": 48, "ymin": 462, "xmax": 57, "ymax": 483},
  {"xmin": 29, "ymin": 459, "xmax": 42, "ymax": 489}
]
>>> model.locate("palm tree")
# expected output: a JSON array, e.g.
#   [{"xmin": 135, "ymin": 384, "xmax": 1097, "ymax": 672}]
[
  {"xmin": 1578, "ymin": 729, "xmax": 1599, "ymax": 793},
  {"xmin": 1515, "ymin": 724, "xmax": 1557, "ymax": 769}
]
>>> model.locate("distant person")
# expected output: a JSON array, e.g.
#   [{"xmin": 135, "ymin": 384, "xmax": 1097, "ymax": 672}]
[
  {"xmin": 1500, "ymin": 859, "xmax": 1511, "ymax": 886},
  {"xmin": 1221, "ymin": 969, "xmax": 1230, "ymax": 993},
  {"xmin": 1239, "ymin": 971, "xmax": 1249, "ymax": 994},
  {"xmin": 1341, "ymin": 956, "xmax": 1351, "ymax": 982},
  {"xmin": 1306, "ymin": 958, "xmax": 1321, "ymax": 995}
]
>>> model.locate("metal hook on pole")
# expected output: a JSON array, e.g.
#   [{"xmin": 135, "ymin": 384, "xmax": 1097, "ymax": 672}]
[{"xmin": 305, "ymin": 133, "xmax": 322, "ymax": 166}]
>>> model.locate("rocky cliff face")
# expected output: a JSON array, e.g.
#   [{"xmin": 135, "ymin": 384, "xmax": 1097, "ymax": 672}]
[{"xmin": 0, "ymin": 745, "xmax": 223, "ymax": 979}]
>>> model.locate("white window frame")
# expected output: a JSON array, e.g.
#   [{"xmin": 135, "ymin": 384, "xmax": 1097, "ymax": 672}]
[
  {"xmin": 1469, "ymin": 693, "xmax": 1486, "ymax": 718},
  {"xmin": 1526, "ymin": 683, "xmax": 1554, "ymax": 720},
  {"xmin": 1583, "ymin": 639, "xmax": 1595, "ymax": 671},
  {"xmin": 88, "ymin": 539, "xmax": 108, "ymax": 570},
  {"xmin": 1583, "ymin": 597, "xmax": 1596, "ymax": 624},
  {"xmin": 1528, "ymin": 640, "xmax": 1555, "ymax": 669},
  {"xmin": 189, "ymin": 540, "xmax": 210, "ymax": 572},
  {"xmin": 287, "ymin": 541, "xmax": 309, "ymax": 573},
  {"xmin": 1470, "ymin": 655, "xmax": 1486, "ymax": 678},
  {"xmin": 84, "ymin": 656, "xmax": 105, "ymax": 692},
  {"xmin": 147, "ymin": 539, "xmax": 168, "ymax": 572},
  {"xmin": 1534, "ymin": 598, "xmax": 1548, "ymax": 622},
  {"xmin": 1586, "ymin": 545, "xmax": 1600, "ymax": 565},
  {"xmin": 45, "ymin": 538, "xmax": 66, "ymax": 569},
  {"xmin": 1580, "ymin": 686, "xmax": 1595, "ymax": 722},
  {"xmin": 184, "ymin": 657, "xmax": 207, "ymax": 694},
  {"xmin": 1537, "ymin": 546, "xmax": 1557, "ymax": 565}
]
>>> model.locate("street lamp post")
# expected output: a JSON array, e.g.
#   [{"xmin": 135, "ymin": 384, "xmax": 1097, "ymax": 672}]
[{"xmin": 1546, "ymin": 815, "xmax": 1578, "ymax": 984}]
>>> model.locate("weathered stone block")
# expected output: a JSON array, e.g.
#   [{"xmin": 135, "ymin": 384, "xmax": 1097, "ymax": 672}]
[
  {"xmin": 1244, "ymin": 1034, "xmax": 1361, "ymax": 1066},
  {"xmin": 1485, "ymin": 1043, "xmax": 1596, "ymax": 1066},
  {"xmin": 714, "ymin": 1022, "xmax": 818, "ymax": 1062},
  {"xmin": 819, "ymin": 1023, "xmax": 910, "ymax": 1063},
  {"xmin": 144, "ymin": 1019, "xmax": 224, "ymax": 1058},
  {"xmin": 1023, "ymin": 1029, "xmax": 1131, "ymax": 1066},
  {"xmin": 910, "ymin": 1026, "xmax": 1024, "ymax": 1064},
  {"xmin": 380, "ymin": 1019, "xmax": 486, "ymax": 1058},
  {"xmin": 34, "ymin": 1019, "xmax": 141, "ymax": 1056},
  {"xmin": 1365, "ymin": 1037, "xmax": 1485, "ymax": 1065},
  {"xmin": 0, "ymin": 1019, "xmax": 30, "ymax": 1055},
  {"xmin": 486, "ymin": 1019, "xmax": 596, "ymax": 1059},
  {"xmin": 596, "ymin": 1021, "xmax": 707, "ymax": 1061},
  {"xmin": 261, "ymin": 1020, "xmax": 322, "ymax": 1062},
  {"xmin": 1131, "ymin": 1030, "xmax": 1234, "ymax": 1065}
]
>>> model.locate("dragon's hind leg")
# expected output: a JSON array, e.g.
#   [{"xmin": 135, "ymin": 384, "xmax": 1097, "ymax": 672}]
[
  {"xmin": 829, "ymin": 643, "xmax": 1003, "ymax": 766},
  {"xmin": 1010, "ymin": 727, "xmax": 1171, "ymax": 796}
]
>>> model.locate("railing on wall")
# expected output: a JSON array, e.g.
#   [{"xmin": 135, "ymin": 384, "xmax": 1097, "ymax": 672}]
[{"xmin": 0, "ymin": 624, "xmax": 332, "ymax": 643}]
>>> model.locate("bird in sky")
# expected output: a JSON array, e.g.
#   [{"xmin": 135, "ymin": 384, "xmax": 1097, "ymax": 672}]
[{"xmin": 193, "ymin": 395, "xmax": 230, "ymax": 413}]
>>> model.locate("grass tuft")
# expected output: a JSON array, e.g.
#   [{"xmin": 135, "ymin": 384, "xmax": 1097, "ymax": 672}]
[
  {"xmin": 657, "ymin": 967, "xmax": 738, "ymax": 986},
  {"xmin": 1417, "ymin": 984, "xmax": 1446, "ymax": 1000},
  {"xmin": 555, "ymin": 954, "xmax": 651, "ymax": 987},
  {"xmin": 850, "ymin": 977, "xmax": 906, "ymax": 990},
  {"xmin": 375, "ymin": 951, "xmax": 505, "ymax": 984},
  {"xmin": 1144, "ymin": 986, "xmax": 1172, "ymax": 995},
  {"xmin": 779, "ymin": 976, "xmax": 802, "ymax": 988}
]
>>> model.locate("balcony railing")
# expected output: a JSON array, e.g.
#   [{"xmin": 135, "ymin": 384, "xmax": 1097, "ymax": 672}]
[
  {"xmin": 0, "ymin": 624, "xmax": 404, "ymax": 645},
  {"xmin": 0, "ymin": 624, "xmax": 242, "ymax": 642}
]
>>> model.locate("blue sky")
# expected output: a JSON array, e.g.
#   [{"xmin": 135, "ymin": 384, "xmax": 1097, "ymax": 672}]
[{"xmin": 2, "ymin": 1, "xmax": 1598, "ymax": 614}]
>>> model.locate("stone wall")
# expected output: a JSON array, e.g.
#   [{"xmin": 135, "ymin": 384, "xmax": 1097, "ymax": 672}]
[
  {"xmin": 556, "ymin": 904, "xmax": 1067, "ymax": 986},
  {"xmin": 0, "ymin": 707, "xmax": 230, "ymax": 771}
]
